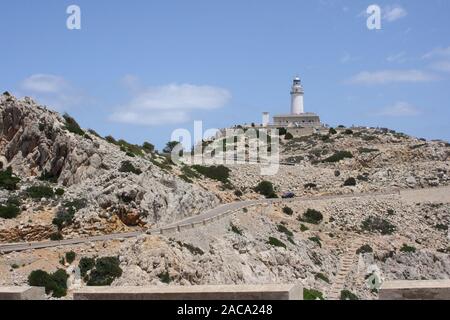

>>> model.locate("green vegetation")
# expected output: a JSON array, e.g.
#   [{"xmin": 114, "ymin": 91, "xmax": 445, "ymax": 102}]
[
  {"xmin": 192, "ymin": 165, "xmax": 230, "ymax": 183},
  {"xmin": 361, "ymin": 216, "xmax": 396, "ymax": 235},
  {"xmin": 315, "ymin": 273, "xmax": 330, "ymax": 284},
  {"xmin": 177, "ymin": 241, "xmax": 204, "ymax": 256},
  {"xmin": 284, "ymin": 132, "xmax": 294, "ymax": 140},
  {"xmin": 0, "ymin": 167, "xmax": 21, "ymax": 190},
  {"xmin": 254, "ymin": 181, "xmax": 277, "ymax": 198},
  {"xmin": 63, "ymin": 113, "xmax": 85, "ymax": 136},
  {"xmin": 65, "ymin": 251, "xmax": 76, "ymax": 264},
  {"xmin": 300, "ymin": 209, "xmax": 324, "ymax": 225},
  {"xmin": 39, "ymin": 170, "xmax": 59, "ymax": 183},
  {"xmin": 282, "ymin": 206, "xmax": 293, "ymax": 216},
  {"xmin": 344, "ymin": 129, "xmax": 354, "ymax": 135},
  {"xmin": 358, "ymin": 147, "xmax": 379, "ymax": 154},
  {"xmin": 119, "ymin": 160, "xmax": 142, "ymax": 175},
  {"xmin": 26, "ymin": 185, "xmax": 55, "ymax": 199},
  {"xmin": 28, "ymin": 269, "xmax": 69, "ymax": 298},
  {"xmin": 79, "ymin": 257, "xmax": 96, "ymax": 277},
  {"xmin": 50, "ymin": 232, "xmax": 63, "ymax": 241},
  {"xmin": 53, "ymin": 199, "xmax": 87, "ymax": 230},
  {"xmin": 277, "ymin": 224, "xmax": 294, "ymax": 237},
  {"xmin": 300, "ymin": 224, "xmax": 309, "ymax": 232},
  {"xmin": 303, "ymin": 288, "xmax": 324, "ymax": 300},
  {"xmin": 435, "ymin": 224, "xmax": 448, "ymax": 231},
  {"xmin": 329, "ymin": 128, "xmax": 337, "ymax": 135},
  {"xmin": 309, "ymin": 236, "xmax": 322, "ymax": 248},
  {"xmin": 142, "ymin": 142, "xmax": 155, "ymax": 153},
  {"xmin": 400, "ymin": 244, "xmax": 417, "ymax": 253},
  {"xmin": 234, "ymin": 190, "xmax": 243, "ymax": 197},
  {"xmin": 55, "ymin": 188, "xmax": 65, "ymax": 196},
  {"xmin": 323, "ymin": 151, "xmax": 353, "ymax": 163},
  {"xmin": 158, "ymin": 271, "xmax": 172, "ymax": 284},
  {"xmin": 0, "ymin": 197, "xmax": 21, "ymax": 219},
  {"xmin": 340, "ymin": 290, "xmax": 359, "ymax": 300},
  {"xmin": 304, "ymin": 183, "xmax": 317, "ymax": 189},
  {"xmin": 343, "ymin": 177, "xmax": 357, "ymax": 186},
  {"xmin": 356, "ymin": 244, "xmax": 373, "ymax": 254},
  {"xmin": 230, "ymin": 222, "xmax": 243, "ymax": 236},
  {"xmin": 85, "ymin": 257, "xmax": 123, "ymax": 286},
  {"xmin": 267, "ymin": 237, "xmax": 286, "ymax": 249},
  {"xmin": 150, "ymin": 156, "xmax": 174, "ymax": 171}
]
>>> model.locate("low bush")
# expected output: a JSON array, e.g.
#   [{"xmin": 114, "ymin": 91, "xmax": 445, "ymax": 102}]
[
  {"xmin": 158, "ymin": 271, "xmax": 172, "ymax": 284},
  {"xmin": 356, "ymin": 244, "xmax": 373, "ymax": 254},
  {"xmin": 340, "ymin": 290, "xmax": 359, "ymax": 300},
  {"xmin": 26, "ymin": 185, "xmax": 55, "ymax": 199},
  {"xmin": 53, "ymin": 198, "xmax": 87, "ymax": 230},
  {"xmin": 63, "ymin": 113, "xmax": 85, "ymax": 136},
  {"xmin": 309, "ymin": 236, "xmax": 322, "ymax": 247},
  {"xmin": 0, "ymin": 203, "xmax": 21, "ymax": 219},
  {"xmin": 267, "ymin": 237, "xmax": 286, "ymax": 249},
  {"xmin": 301, "ymin": 209, "xmax": 323, "ymax": 225},
  {"xmin": 315, "ymin": 273, "xmax": 330, "ymax": 284},
  {"xmin": 79, "ymin": 257, "xmax": 96, "ymax": 277},
  {"xmin": 277, "ymin": 224, "xmax": 293, "ymax": 237},
  {"xmin": 230, "ymin": 223, "xmax": 243, "ymax": 236},
  {"xmin": 343, "ymin": 177, "xmax": 357, "ymax": 186},
  {"xmin": 177, "ymin": 241, "xmax": 204, "ymax": 256},
  {"xmin": 119, "ymin": 161, "xmax": 142, "ymax": 175},
  {"xmin": 50, "ymin": 232, "xmax": 63, "ymax": 241},
  {"xmin": 361, "ymin": 217, "xmax": 396, "ymax": 235},
  {"xmin": 400, "ymin": 244, "xmax": 416, "ymax": 253},
  {"xmin": 0, "ymin": 167, "xmax": 20, "ymax": 190},
  {"xmin": 358, "ymin": 147, "xmax": 379, "ymax": 154},
  {"xmin": 39, "ymin": 170, "xmax": 59, "ymax": 183},
  {"xmin": 300, "ymin": 224, "xmax": 309, "ymax": 232},
  {"xmin": 329, "ymin": 128, "xmax": 337, "ymax": 135},
  {"xmin": 323, "ymin": 151, "xmax": 353, "ymax": 163},
  {"xmin": 28, "ymin": 269, "xmax": 69, "ymax": 298},
  {"xmin": 85, "ymin": 257, "xmax": 123, "ymax": 286},
  {"xmin": 282, "ymin": 206, "xmax": 293, "ymax": 216},
  {"xmin": 65, "ymin": 251, "xmax": 76, "ymax": 264},
  {"xmin": 304, "ymin": 183, "xmax": 317, "ymax": 189},
  {"xmin": 192, "ymin": 165, "xmax": 230, "ymax": 183},
  {"xmin": 234, "ymin": 190, "xmax": 243, "ymax": 197},
  {"xmin": 55, "ymin": 188, "xmax": 65, "ymax": 196},
  {"xmin": 344, "ymin": 129, "xmax": 354, "ymax": 135},
  {"xmin": 285, "ymin": 133, "xmax": 294, "ymax": 140},
  {"xmin": 303, "ymin": 288, "xmax": 324, "ymax": 300},
  {"xmin": 254, "ymin": 181, "xmax": 277, "ymax": 199}
]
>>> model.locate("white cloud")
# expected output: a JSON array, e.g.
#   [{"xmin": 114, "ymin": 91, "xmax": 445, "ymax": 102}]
[
  {"xmin": 430, "ymin": 61, "xmax": 450, "ymax": 73},
  {"xmin": 346, "ymin": 70, "xmax": 438, "ymax": 85},
  {"xmin": 18, "ymin": 74, "xmax": 84, "ymax": 110},
  {"xmin": 423, "ymin": 46, "xmax": 450, "ymax": 59},
  {"xmin": 386, "ymin": 52, "xmax": 407, "ymax": 63},
  {"xmin": 110, "ymin": 77, "xmax": 232, "ymax": 126},
  {"xmin": 383, "ymin": 5, "xmax": 407, "ymax": 22},
  {"xmin": 376, "ymin": 102, "xmax": 421, "ymax": 117}
]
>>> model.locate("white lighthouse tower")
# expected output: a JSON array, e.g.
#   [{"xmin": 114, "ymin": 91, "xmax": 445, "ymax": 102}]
[{"xmin": 290, "ymin": 76, "xmax": 304, "ymax": 115}]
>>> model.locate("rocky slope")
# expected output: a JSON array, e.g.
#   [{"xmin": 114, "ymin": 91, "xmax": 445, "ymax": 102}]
[{"xmin": 0, "ymin": 93, "xmax": 219, "ymax": 239}]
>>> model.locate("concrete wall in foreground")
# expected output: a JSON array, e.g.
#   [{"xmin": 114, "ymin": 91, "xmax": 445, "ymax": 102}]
[
  {"xmin": 380, "ymin": 280, "xmax": 450, "ymax": 300},
  {"xmin": 74, "ymin": 284, "xmax": 303, "ymax": 300},
  {"xmin": 0, "ymin": 286, "xmax": 46, "ymax": 300}
]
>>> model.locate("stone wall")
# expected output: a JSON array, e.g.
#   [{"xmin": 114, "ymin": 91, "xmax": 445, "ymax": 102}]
[{"xmin": 380, "ymin": 280, "xmax": 450, "ymax": 300}]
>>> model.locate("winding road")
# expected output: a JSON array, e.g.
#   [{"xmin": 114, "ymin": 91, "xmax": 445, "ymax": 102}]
[{"xmin": 1, "ymin": 186, "xmax": 449, "ymax": 254}]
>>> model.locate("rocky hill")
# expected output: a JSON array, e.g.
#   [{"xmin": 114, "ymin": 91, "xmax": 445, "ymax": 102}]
[{"xmin": 0, "ymin": 93, "xmax": 219, "ymax": 241}]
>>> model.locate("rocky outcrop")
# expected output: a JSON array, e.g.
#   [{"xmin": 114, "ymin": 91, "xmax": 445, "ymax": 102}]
[{"xmin": 0, "ymin": 93, "xmax": 219, "ymax": 228}]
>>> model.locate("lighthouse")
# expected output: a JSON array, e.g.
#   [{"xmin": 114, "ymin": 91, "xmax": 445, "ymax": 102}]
[{"xmin": 290, "ymin": 76, "xmax": 304, "ymax": 114}]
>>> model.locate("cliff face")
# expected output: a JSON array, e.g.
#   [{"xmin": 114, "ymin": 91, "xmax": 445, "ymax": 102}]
[{"xmin": 0, "ymin": 93, "xmax": 219, "ymax": 229}]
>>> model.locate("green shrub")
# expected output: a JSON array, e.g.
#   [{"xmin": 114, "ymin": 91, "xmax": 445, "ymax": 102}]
[
  {"xmin": 323, "ymin": 151, "xmax": 353, "ymax": 163},
  {"xmin": 356, "ymin": 244, "xmax": 373, "ymax": 254},
  {"xmin": 142, "ymin": 142, "xmax": 155, "ymax": 153},
  {"xmin": 315, "ymin": 273, "xmax": 330, "ymax": 284},
  {"xmin": 234, "ymin": 190, "xmax": 243, "ymax": 197},
  {"xmin": 309, "ymin": 236, "xmax": 322, "ymax": 247},
  {"xmin": 28, "ymin": 269, "xmax": 69, "ymax": 298},
  {"xmin": 86, "ymin": 257, "xmax": 123, "ymax": 286},
  {"xmin": 52, "ymin": 198, "xmax": 87, "ymax": 230},
  {"xmin": 300, "ymin": 224, "xmax": 309, "ymax": 232},
  {"xmin": 65, "ymin": 251, "xmax": 76, "ymax": 264},
  {"xmin": 254, "ymin": 181, "xmax": 277, "ymax": 198},
  {"xmin": 344, "ymin": 129, "xmax": 354, "ymax": 135},
  {"xmin": 119, "ymin": 161, "xmax": 142, "ymax": 175},
  {"xmin": 79, "ymin": 257, "xmax": 96, "ymax": 277},
  {"xmin": 340, "ymin": 290, "xmax": 358, "ymax": 300},
  {"xmin": 400, "ymin": 244, "xmax": 416, "ymax": 253},
  {"xmin": 304, "ymin": 183, "xmax": 317, "ymax": 189},
  {"xmin": 277, "ymin": 224, "xmax": 293, "ymax": 237},
  {"xmin": 192, "ymin": 165, "xmax": 230, "ymax": 183},
  {"xmin": 358, "ymin": 147, "xmax": 379, "ymax": 154},
  {"xmin": 362, "ymin": 217, "xmax": 396, "ymax": 235},
  {"xmin": 158, "ymin": 271, "xmax": 172, "ymax": 284},
  {"xmin": 282, "ymin": 206, "xmax": 293, "ymax": 216},
  {"xmin": 55, "ymin": 188, "xmax": 65, "ymax": 196},
  {"xmin": 343, "ymin": 177, "xmax": 357, "ymax": 186},
  {"xmin": 50, "ymin": 232, "xmax": 63, "ymax": 241},
  {"xmin": 267, "ymin": 237, "xmax": 286, "ymax": 249},
  {"xmin": 39, "ymin": 170, "xmax": 59, "ymax": 183},
  {"xmin": 301, "ymin": 209, "xmax": 323, "ymax": 225},
  {"xmin": 63, "ymin": 113, "xmax": 85, "ymax": 136},
  {"xmin": 177, "ymin": 241, "xmax": 204, "ymax": 256},
  {"xmin": 26, "ymin": 185, "xmax": 55, "ymax": 199},
  {"xmin": 285, "ymin": 133, "xmax": 294, "ymax": 140},
  {"xmin": 0, "ymin": 198, "xmax": 21, "ymax": 219},
  {"xmin": 88, "ymin": 129, "xmax": 102, "ymax": 138},
  {"xmin": 303, "ymin": 288, "xmax": 324, "ymax": 300},
  {"xmin": 329, "ymin": 128, "xmax": 337, "ymax": 135},
  {"xmin": 435, "ymin": 224, "xmax": 448, "ymax": 231},
  {"xmin": 230, "ymin": 223, "xmax": 243, "ymax": 236},
  {"xmin": 0, "ymin": 167, "xmax": 20, "ymax": 190}
]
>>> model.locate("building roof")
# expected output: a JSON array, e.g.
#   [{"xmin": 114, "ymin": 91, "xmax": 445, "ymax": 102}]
[{"xmin": 273, "ymin": 112, "xmax": 319, "ymax": 118}]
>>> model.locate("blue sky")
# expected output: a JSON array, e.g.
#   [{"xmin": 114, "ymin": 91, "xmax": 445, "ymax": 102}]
[{"xmin": 1, "ymin": 0, "xmax": 449, "ymax": 149}]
